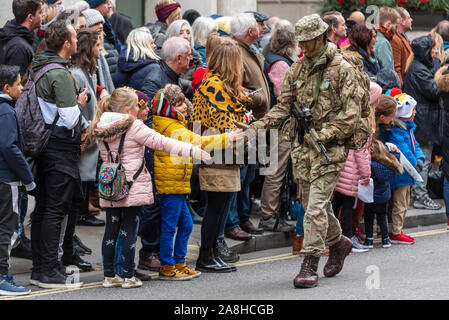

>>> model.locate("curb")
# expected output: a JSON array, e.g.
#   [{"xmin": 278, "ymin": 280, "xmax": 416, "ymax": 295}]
[{"xmin": 228, "ymin": 208, "xmax": 447, "ymax": 254}]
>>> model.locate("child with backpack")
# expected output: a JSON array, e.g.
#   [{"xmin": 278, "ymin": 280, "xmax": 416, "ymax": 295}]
[
  {"xmin": 88, "ymin": 87, "xmax": 211, "ymax": 289},
  {"xmin": 0, "ymin": 65, "xmax": 35, "ymax": 296},
  {"xmin": 364, "ymin": 94, "xmax": 403, "ymax": 249},
  {"xmin": 151, "ymin": 84, "xmax": 244, "ymax": 280},
  {"xmin": 383, "ymin": 88, "xmax": 424, "ymax": 245}
]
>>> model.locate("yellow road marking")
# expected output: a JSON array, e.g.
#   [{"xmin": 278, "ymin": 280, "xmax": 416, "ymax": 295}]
[{"xmin": 2, "ymin": 227, "xmax": 447, "ymax": 300}]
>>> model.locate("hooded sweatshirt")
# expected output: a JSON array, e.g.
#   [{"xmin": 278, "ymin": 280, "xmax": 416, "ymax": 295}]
[{"xmin": 0, "ymin": 19, "xmax": 36, "ymax": 77}]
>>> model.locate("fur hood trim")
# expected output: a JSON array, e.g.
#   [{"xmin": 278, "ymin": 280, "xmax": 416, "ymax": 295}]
[
  {"xmin": 435, "ymin": 65, "xmax": 449, "ymax": 92},
  {"xmin": 93, "ymin": 112, "xmax": 135, "ymax": 142},
  {"xmin": 371, "ymin": 139, "xmax": 404, "ymax": 174}
]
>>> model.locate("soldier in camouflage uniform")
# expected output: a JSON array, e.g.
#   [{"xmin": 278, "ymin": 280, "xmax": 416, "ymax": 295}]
[{"xmin": 248, "ymin": 14, "xmax": 362, "ymax": 288}]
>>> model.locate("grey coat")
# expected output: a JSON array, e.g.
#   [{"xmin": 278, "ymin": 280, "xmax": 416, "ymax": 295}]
[
  {"xmin": 97, "ymin": 52, "xmax": 115, "ymax": 94},
  {"xmin": 70, "ymin": 66, "xmax": 99, "ymax": 181}
]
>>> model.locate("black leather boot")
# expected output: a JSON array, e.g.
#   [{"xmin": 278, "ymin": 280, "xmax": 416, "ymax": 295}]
[
  {"xmin": 195, "ymin": 247, "xmax": 232, "ymax": 273},
  {"xmin": 61, "ymin": 253, "xmax": 92, "ymax": 272},
  {"xmin": 214, "ymin": 239, "xmax": 237, "ymax": 271}
]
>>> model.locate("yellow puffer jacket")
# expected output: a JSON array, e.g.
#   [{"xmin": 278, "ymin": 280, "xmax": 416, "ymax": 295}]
[{"xmin": 153, "ymin": 115, "xmax": 229, "ymax": 194}]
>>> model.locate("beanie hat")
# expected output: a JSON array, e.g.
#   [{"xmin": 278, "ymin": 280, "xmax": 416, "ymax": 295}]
[
  {"xmin": 376, "ymin": 69, "xmax": 401, "ymax": 93},
  {"xmin": 182, "ymin": 9, "xmax": 201, "ymax": 26},
  {"xmin": 369, "ymin": 81, "xmax": 382, "ymax": 105},
  {"xmin": 85, "ymin": 0, "xmax": 107, "ymax": 9},
  {"xmin": 124, "ymin": 87, "xmax": 149, "ymax": 110},
  {"xmin": 82, "ymin": 8, "xmax": 105, "ymax": 27},
  {"xmin": 155, "ymin": 2, "xmax": 181, "ymax": 22},
  {"xmin": 151, "ymin": 84, "xmax": 192, "ymax": 120},
  {"xmin": 215, "ymin": 16, "xmax": 232, "ymax": 37},
  {"xmin": 386, "ymin": 88, "xmax": 417, "ymax": 119}
]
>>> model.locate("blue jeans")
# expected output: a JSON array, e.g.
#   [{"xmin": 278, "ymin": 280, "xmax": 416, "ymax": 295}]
[
  {"xmin": 139, "ymin": 195, "xmax": 161, "ymax": 260},
  {"xmin": 294, "ymin": 200, "xmax": 305, "ymax": 237},
  {"xmin": 237, "ymin": 164, "xmax": 257, "ymax": 223},
  {"xmin": 444, "ymin": 176, "xmax": 449, "ymax": 218},
  {"xmin": 159, "ymin": 194, "xmax": 193, "ymax": 266},
  {"xmin": 18, "ymin": 193, "xmax": 28, "ymax": 239},
  {"xmin": 114, "ymin": 218, "xmax": 139, "ymax": 276},
  {"xmin": 221, "ymin": 192, "xmax": 239, "ymax": 235}
]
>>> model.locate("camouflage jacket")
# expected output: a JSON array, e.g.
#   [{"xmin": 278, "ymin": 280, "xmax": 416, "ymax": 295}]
[{"xmin": 251, "ymin": 43, "xmax": 362, "ymax": 181}]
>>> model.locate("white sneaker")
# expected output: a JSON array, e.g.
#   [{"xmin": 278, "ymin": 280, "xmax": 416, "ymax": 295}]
[
  {"xmin": 102, "ymin": 275, "xmax": 124, "ymax": 288},
  {"xmin": 122, "ymin": 277, "xmax": 142, "ymax": 289}
]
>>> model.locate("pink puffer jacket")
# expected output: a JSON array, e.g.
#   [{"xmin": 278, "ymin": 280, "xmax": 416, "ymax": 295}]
[
  {"xmin": 334, "ymin": 137, "xmax": 372, "ymax": 198},
  {"xmin": 94, "ymin": 113, "xmax": 194, "ymax": 208}
]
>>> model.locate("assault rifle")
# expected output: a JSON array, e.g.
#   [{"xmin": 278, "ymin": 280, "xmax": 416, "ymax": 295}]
[{"xmin": 291, "ymin": 101, "xmax": 332, "ymax": 164}]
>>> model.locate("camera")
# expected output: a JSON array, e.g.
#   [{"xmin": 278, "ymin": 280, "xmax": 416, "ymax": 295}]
[{"xmin": 77, "ymin": 88, "xmax": 91, "ymax": 104}]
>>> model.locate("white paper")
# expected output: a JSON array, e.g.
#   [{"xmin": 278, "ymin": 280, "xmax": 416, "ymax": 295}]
[
  {"xmin": 358, "ymin": 178, "xmax": 374, "ymax": 203},
  {"xmin": 385, "ymin": 143, "xmax": 424, "ymax": 183}
]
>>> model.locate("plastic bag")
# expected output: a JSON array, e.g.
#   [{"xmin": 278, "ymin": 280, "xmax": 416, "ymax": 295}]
[{"xmin": 358, "ymin": 178, "xmax": 374, "ymax": 203}]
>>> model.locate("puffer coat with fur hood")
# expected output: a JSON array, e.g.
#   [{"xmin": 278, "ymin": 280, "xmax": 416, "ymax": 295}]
[{"xmin": 93, "ymin": 112, "xmax": 194, "ymax": 208}]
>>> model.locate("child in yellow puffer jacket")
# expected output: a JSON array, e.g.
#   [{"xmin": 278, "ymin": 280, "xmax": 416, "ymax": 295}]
[{"xmin": 152, "ymin": 84, "xmax": 244, "ymax": 281}]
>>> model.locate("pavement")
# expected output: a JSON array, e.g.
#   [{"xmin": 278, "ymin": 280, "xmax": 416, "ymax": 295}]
[{"xmin": 9, "ymin": 197, "xmax": 447, "ymax": 277}]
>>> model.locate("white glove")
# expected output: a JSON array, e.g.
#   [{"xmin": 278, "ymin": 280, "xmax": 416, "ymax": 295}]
[{"xmin": 25, "ymin": 182, "xmax": 36, "ymax": 191}]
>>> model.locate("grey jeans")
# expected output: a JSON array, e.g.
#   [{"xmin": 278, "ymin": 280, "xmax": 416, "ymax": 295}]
[{"xmin": 411, "ymin": 145, "xmax": 432, "ymax": 200}]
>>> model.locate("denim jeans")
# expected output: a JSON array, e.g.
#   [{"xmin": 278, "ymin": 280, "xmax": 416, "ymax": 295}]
[
  {"xmin": 220, "ymin": 192, "xmax": 239, "ymax": 235},
  {"xmin": 18, "ymin": 193, "xmax": 28, "ymax": 239},
  {"xmin": 294, "ymin": 201, "xmax": 305, "ymax": 237},
  {"xmin": 159, "ymin": 194, "xmax": 193, "ymax": 266},
  {"xmin": 237, "ymin": 164, "xmax": 257, "ymax": 223},
  {"xmin": 139, "ymin": 194, "xmax": 161, "ymax": 260},
  {"xmin": 444, "ymin": 176, "xmax": 449, "ymax": 218},
  {"xmin": 114, "ymin": 218, "xmax": 139, "ymax": 276}
]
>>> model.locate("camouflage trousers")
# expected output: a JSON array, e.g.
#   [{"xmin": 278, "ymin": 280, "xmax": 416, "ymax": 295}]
[{"xmin": 297, "ymin": 171, "xmax": 342, "ymax": 257}]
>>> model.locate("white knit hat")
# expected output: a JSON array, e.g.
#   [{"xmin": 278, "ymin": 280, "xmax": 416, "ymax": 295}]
[
  {"xmin": 82, "ymin": 8, "xmax": 104, "ymax": 27},
  {"xmin": 394, "ymin": 93, "xmax": 417, "ymax": 119}
]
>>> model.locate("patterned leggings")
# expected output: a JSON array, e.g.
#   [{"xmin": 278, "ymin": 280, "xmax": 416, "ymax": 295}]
[{"xmin": 102, "ymin": 206, "xmax": 140, "ymax": 279}]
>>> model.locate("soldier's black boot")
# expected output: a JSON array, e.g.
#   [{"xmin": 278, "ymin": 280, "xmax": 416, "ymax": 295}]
[{"xmin": 293, "ymin": 255, "xmax": 320, "ymax": 288}]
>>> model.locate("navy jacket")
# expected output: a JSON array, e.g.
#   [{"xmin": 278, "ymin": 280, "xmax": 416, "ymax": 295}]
[
  {"xmin": 0, "ymin": 94, "xmax": 33, "ymax": 184},
  {"xmin": 371, "ymin": 158, "xmax": 397, "ymax": 203},
  {"xmin": 114, "ymin": 47, "xmax": 159, "ymax": 90}
]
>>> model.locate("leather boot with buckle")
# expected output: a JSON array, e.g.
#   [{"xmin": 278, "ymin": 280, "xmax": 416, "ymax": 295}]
[
  {"xmin": 195, "ymin": 247, "xmax": 232, "ymax": 273},
  {"xmin": 293, "ymin": 255, "xmax": 320, "ymax": 288},
  {"xmin": 323, "ymin": 235, "xmax": 353, "ymax": 278}
]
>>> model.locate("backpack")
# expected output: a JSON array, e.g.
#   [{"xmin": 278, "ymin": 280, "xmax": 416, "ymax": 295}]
[
  {"xmin": 15, "ymin": 63, "xmax": 66, "ymax": 158},
  {"xmin": 290, "ymin": 52, "xmax": 371, "ymax": 150},
  {"xmin": 98, "ymin": 133, "xmax": 145, "ymax": 202}
]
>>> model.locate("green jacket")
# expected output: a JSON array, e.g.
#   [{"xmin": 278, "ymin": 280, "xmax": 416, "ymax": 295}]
[
  {"xmin": 251, "ymin": 43, "xmax": 361, "ymax": 182},
  {"xmin": 31, "ymin": 51, "xmax": 81, "ymax": 150}
]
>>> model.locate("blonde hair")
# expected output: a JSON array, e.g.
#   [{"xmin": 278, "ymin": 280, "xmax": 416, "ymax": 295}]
[
  {"xmin": 42, "ymin": 4, "xmax": 60, "ymax": 25},
  {"xmin": 126, "ymin": 27, "xmax": 160, "ymax": 61},
  {"xmin": 379, "ymin": 7, "xmax": 401, "ymax": 26},
  {"xmin": 429, "ymin": 30, "xmax": 445, "ymax": 63},
  {"xmin": 88, "ymin": 87, "xmax": 138, "ymax": 140},
  {"xmin": 207, "ymin": 39, "xmax": 243, "ymax": 98}
]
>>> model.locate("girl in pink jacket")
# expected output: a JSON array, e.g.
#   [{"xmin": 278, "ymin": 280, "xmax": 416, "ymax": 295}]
[
  {"xmin": 88, "ymin": 87, "xmax": 210, "ymax": 289},
  {"xmin": 331, "ymin": 82, "xmax": 381, "ymax": 253}
]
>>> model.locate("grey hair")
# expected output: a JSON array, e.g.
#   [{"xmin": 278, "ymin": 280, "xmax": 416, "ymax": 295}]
[
  {"xmin": 231, "ymin": 12, "xmax": 256, "ymax": 37},
  {"xmin": 192, "ymin": 16, "xmax": 218, "ymax": 47},
  {"xmin": 166, "ymin": 19, "xmax": 194, "ymax": 48},
  {"xmin": 162, "ymin": 37, "xmax": 190, "ymax": 62},
  {"xmin": 270, "ymin": 19, "xmax": 296, "ymax": 56}
]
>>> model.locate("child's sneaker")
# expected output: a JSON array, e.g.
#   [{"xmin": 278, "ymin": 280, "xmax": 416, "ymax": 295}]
[
  {"xmin": 381, "ymin": 237, "xmax": 391, "ymax": 248},
  {"xmin": 350, "ymin": 235, "xmax": 369, "ymax": 253},
  {"xmin": 159, "ymin": 265, "xmax": 193, "ymax": 281},
  {"xmin": 121, "ymin": 277, "xmax": 142, "ymax": 289},
  {"xmin": 102, "ymin": 275, "xmax": 124, "ymax": 288},
  {"xmin": 364, "ymin": 238, "xmax": 374, "ymax": 249},
  {"xmin": 175, "ymin": 262, "xmax": 201, "ymax": 279},
  {"xmin": 390, "ymin": 232, "xmax": 414, "ymax": 245},
  {"xmin": 0, "ymin": 274, "xmax": 31, "ymax": 296}
]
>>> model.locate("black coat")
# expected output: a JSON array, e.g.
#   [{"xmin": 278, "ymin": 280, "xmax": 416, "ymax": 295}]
[
  {"xmin": 0, "ymin": 20, "xmax": 35, "ymax": 77},
  {"xmin": 403, "ymin": 35, "xmax": 442, "ymax": 146},
  {"xmin": 114, "ymin": 47, "xmax": 159, "ymax": 90},
  {"xmin": 140, "ymin": 60, "xmax": 192, "ymax": 103},
  {"xmin": 435, "ymin": 65, "xmax": 449, "ymax": 180}
]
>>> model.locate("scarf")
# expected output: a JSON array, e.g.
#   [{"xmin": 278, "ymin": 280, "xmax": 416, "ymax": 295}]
[{"xmin": 378, "ymin": 25, "xmax": 393, "ymax": 41}]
